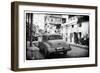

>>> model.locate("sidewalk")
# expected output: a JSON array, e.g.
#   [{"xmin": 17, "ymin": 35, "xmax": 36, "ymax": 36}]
[{"xmin": 70, "ymin": 43, "xmax": 89, "ymax": 50}]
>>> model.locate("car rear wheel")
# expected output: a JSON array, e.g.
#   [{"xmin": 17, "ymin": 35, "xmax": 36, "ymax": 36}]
[
  {"xmin": 43, "ymin": 48, "xmax": 48, "ymax": 58},
  {"xmin": 63, "ymin": 51, "xmax": 67, "ymax": 55}
]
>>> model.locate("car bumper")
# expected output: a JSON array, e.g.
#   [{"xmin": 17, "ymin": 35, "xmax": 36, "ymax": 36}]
[{"xmin": 48, "ymin": 47, "xmax": 71, "ymax": 54}]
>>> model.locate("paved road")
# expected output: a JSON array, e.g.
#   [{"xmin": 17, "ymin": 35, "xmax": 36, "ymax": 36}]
[
  {"xmin": 27, "ymin": 45, "xmax": 89, "ymax": 60},
  {"xmin": 46, "ymin": 45, "xmax": 89, "ymax": 59},
  {"xmin": 67, "ymin": 45, "xmax": 89, "ymax": 58}
]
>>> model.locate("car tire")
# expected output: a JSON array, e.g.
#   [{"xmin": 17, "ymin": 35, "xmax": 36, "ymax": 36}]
[
  {"xmin": 63, "ymin": 51, "xmax": 67, "ymax": 55},
  {"xmin": 43, "ymin": 48, "xmax": 48, "ymax": 58}
]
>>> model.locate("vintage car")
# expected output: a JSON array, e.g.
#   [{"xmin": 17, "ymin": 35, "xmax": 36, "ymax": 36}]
[{"xmin": 38, "ymin": 34, "xmax": 71, "ymax": 57}]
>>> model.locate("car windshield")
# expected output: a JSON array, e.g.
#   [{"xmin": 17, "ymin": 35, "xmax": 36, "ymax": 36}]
[{"xmin": 48, "ymin": 35, "xmax": 62, "ymax": 40}]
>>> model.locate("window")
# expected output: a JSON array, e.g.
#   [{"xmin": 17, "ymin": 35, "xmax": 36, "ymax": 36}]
[
  {"xmin": 62, "ymin": 18, "xmax": 66, "ymax": 23},
  {"xmin": 79, "ymin": 32, "xmax": 81, "ymax": 38},
  {"xmin": 70, "ymin": 33, "xmax": 73, "ymax": 42},
  {"xmin": 51, "ymin": 18, "xmax": 53, "ymax": 22},
  {"xmin": 72, "ymin": 25, "xmax": 74, "ymax": 28},
  {"xmin": 79, "ymin": 23, "xmax": 82, "ymax": 27}
]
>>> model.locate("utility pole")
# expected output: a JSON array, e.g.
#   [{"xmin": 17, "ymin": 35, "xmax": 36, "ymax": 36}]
[{"xmin": 30, "ymin": 13, "xmax": 33, "ymax": 47}]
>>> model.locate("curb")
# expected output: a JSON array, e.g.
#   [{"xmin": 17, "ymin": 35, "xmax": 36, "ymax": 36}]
[{"xmin": 70, "ymin": 44, "xmax": 89, "ymax": 50}]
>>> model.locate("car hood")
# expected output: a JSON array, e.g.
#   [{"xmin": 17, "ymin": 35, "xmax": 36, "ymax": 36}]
[{"xmin": 46, "ymin": 40, "xmax": 69, "ymax": 49}]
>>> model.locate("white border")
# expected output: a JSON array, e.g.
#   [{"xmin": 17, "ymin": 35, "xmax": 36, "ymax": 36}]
[{"xmin": 19, "ymin": 5, "xmax": 96, "ymax": 68}]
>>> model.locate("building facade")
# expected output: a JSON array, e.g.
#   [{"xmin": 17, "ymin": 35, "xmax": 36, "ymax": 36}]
[{"xmin": 65, "ymin": 15, "xmax": 89, "ymax": 46}]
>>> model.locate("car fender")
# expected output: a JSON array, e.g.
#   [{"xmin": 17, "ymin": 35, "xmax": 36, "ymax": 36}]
[{"xmin": 43, "ymin": 42, "xmax": 55, "ymax": 53}]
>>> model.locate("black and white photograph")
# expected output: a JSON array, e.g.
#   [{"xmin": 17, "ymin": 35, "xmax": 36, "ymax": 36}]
[
  {"xmin": 11, "ymin": 2, "xmax": 97, "ymax": 71},
  {"xmin": 26, "ymin": 12, "xmax": 89, "ymax": 60}
]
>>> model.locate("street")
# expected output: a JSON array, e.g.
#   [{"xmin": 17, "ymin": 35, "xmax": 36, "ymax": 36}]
[
  {"xmin": 29, "ymin": 45, "xmax": 89, "ymax": 60},
  {"xmin": 46, "ymin": 45, "xmax": 89, "ymax": 59},
  {"xmin": 67, "ymin": 45, "xmax": 89, "ymax": 58}
]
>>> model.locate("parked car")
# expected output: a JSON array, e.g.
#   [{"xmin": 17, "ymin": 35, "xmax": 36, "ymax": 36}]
[{"xmin": 38, "ymin": 34, "xmax": 71, "ymax": 57}]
